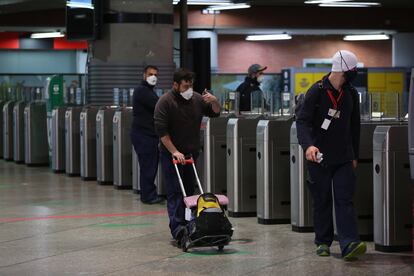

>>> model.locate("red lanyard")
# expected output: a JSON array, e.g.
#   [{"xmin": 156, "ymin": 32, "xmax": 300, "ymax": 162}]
[{"xmin": 327, "ymin": 89, "xmax": 343, "ymax": 110}]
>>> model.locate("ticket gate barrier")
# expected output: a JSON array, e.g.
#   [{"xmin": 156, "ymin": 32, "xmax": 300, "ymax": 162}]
[
  {"xmin": 0, "ymin": 101, "xmax": 5, "ymax": 158},
  {"xmin": 24, "ymin": 102, "xmax": 48, "ymax": 166},
  {"xmin": 96, "ymin": 107, "xmax": 116, "ymax": 185},
  {"xmin": 373, "ymin": 125, "xmax": 412, "ymax": 252},
  {"xmin": 203, "ymin": 115, "xmax": 235, "ymax": 195},
  {"xmin": 113, "ymin": 108, "xmax": 132, "ymax": 189},
  {"xmin": 290, "ymin": 122, "xmax": 313, "ymax": 232},
  {"xmin": 3, "ymin": 101, "xmax": 16, "ymax": 161},
  {"xmin": 51, "ymin": 107, "xmax": 67, "ymax": 173},
  {"xmin": 13, "ymin": 101, "xmax": 26, "ymax": 163},
  {"xmin": 80, "ymin": 106, "xmax": 98, "ymax": 181},
  {"xmin": 256, "ymin": 117, "xmax": 293, "ymax": 224},
  {"xmin": 227, "ymin": 116, "xmax": 263, "ymax": 217},
  {"xmin": 65, "ymin": 106, "xmax": 82, "ymax": 176}
]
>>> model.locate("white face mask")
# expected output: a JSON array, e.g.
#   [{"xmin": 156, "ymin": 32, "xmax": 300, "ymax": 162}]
[
  {"xmin": 180, "ymin": 87, "xmax": 193, "ymax": 100},
  {"xmin": 257, "ymin": 75, "xmax": 264, "ymax": 83},
  {"xmin": 146, "ymin": 75, "xmax": 157, "ymax": 86}
]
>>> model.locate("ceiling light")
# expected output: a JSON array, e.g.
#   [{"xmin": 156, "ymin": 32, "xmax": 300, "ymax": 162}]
[
  {"xmin": 305, "ymin": 0, "xmax": 352, "ymax": 4},
  {"xmin": 66, "ymin": 1, "xmax": 94, "ymax": 9},
  {"xmin": 30, "ymin": 32, "xmax": 65, "ymax": 39},
  {"xmin": 319, "ymin": 2, "xmax": 381, "ymax": 7},
  {"xmin": 207, "ymin": 3, "xmax": 251, "ymax": 11},
  {"xmin": 246, "ymin": 34, "xmax": 292, "ymax": 41},
  {"xmin": 343, "ymin": 34, "xmax": 390, "ymax": 41},
  {"xmin": 173, "ymin": 0, "xmax": 232, "ymax": 5}
]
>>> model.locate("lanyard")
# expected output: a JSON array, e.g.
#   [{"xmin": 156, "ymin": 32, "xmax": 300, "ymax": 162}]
[{"xmin": 327, "ymin": 89, "xmax": 343, "ymax": 110}]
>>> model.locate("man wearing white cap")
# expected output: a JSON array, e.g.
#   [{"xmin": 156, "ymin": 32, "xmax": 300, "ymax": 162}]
[{"xmin": 296, "ymin": 50, "xmax": 366, "ymax": 261}]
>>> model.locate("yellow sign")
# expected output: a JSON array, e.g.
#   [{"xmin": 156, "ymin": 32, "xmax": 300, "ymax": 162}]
[{"xmin": 294, "ymin": 72, "xmax": 328, "ymax": 95}]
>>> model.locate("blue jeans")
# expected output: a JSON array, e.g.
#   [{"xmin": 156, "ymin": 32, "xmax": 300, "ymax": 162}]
[
  {"xmin": 307, "ymin": 161, "xmax": 360, "ymax": 254},
  {"xmin": 130, "ymin": 129, "xmax": 159, "ymax": 202},
  {"xmin": 160, "ymin": 150, "xmax": 198, "ymax": 239}
]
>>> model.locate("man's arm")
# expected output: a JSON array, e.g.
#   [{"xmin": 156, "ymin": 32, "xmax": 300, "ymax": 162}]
[
  {"xmin": 154, "ymin": 96, "xmax": 186, "ymax": 164},
  {"xmin": 296, "ymin": 84, "xmax": 320, "ymax": 162},
  {"xmin": 350, "ymin": 88, "xmax": 361, "ymax": 168},
  {"xmin": 202, "ymin": 89, "xmax": 221, "ymax": 117}
]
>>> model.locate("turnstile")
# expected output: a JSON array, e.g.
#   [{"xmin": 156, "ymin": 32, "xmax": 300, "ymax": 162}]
[
  {"xmin": 13, "ymin": 101, "xmax": 26, "ymax": 163},
  {"xmin": 3, "ymin": 101, "xmax": 16, "ymax": 161},
  {"xmin": 203, "ymin": 115, "xmax": 234, "ymax": 195},
  {"xmin": 227, "ymin": 116, "xmax": 263, "ymax": 217},
  {"xmin": 373, "ymin": 125, "xmax": 412, "ymax": 252},
  {"xmin": 256, "ymin": 117, "xmax": 293, "ymax": 224},
  {"xmin": 113, "ymin": 108, "xmax": 132, "ymax": 189},
  {"xmin": 96, "ymin": 107, "xmax": 116, "ymax": 185},
  {"xmin": 51, "ymin": 107, "xmax": 67, "ymax": 173},
  {"xmin": 290, "ymin": 122, "xmax": 313, "ymax": 232},
  {"xmin": 0, "ymin": 101, "xmax": 5, "ymax": 158},
  {"xmin": 24, "ymin": 102, "xmax": 48, "ymax": 166},
  {"xmin": 65, "ymin": 106, "xmax": 82, "ymax": 176},
  {"xmin": 80, "ymin": 106, "xmax": 98, "ymax": 181}
]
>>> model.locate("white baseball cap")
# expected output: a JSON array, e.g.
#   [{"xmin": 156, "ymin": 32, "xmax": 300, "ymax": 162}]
[{"xmin": 331, "ymin": 50, "xmax": 358, "ymax": 72}]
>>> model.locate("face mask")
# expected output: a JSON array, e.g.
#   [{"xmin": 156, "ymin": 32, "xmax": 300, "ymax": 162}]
[
  {"xmin": 180, "ymin": 87, "xmax": 193, "ymax": 100},
  {"xmin": 257, "ymin": 75, "xmax": 264, "ymax": 83},
  {"xmin": 146, "ymin": 75, "xmax": 157, "ymax": 86},
  {"xmin": 344, "ymin": 69, "xmax": 357, "ymax": 83}
]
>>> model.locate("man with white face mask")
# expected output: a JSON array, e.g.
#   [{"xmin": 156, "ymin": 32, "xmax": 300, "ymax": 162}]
[
  {"xmin": 154, "ymin": 68, "xmax": 221, "ymax": 246},
  {"xmin": 131, "ymin": 65, "xmax": 164, "ymax": 204},
  {"xmin": 236, "ymin": 63, "xmax": 267, "ymax": 112}
]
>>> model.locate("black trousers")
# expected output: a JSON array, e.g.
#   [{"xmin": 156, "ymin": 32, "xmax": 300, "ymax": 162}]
[
  {"xmin": 130, "ymin": 129, "xmax": 159, "ymax": 202},
  {"xmin": 307, "ymin": 161, "xmax": 360, "ymax": 253},
  {"xmin": 160, "ymin": 151, "xmax": 198, "ymax": 239}
]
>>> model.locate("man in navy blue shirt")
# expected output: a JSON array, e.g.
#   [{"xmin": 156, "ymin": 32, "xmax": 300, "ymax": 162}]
[
  {"xmin": 131, "ymin": 65, "xmax": 164, "ymax": 204},
  {"xmin": 296, "ymin": 50, "xmax": 366, "ymax": 261}
]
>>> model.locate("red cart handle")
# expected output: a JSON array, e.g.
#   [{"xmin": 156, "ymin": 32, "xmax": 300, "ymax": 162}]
[{"xmin": 172, "ymin": 158, "xmax": 194, "ymax": 165}]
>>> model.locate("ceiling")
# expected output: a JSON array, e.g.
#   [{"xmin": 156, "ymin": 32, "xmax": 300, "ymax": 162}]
[{"xmin": 0, "ymin": 0, "xmax": 413, "ymax": 33}]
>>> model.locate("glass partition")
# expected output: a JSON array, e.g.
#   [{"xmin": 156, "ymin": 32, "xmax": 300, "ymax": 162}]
[{"xmin": 0, "ymin": 74, "xmax": 85, "ymax": 103}]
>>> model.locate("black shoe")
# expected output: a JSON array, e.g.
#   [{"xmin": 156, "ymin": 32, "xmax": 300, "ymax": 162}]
[
  {"xmin": 174, "ymin": 225, "xmax": 188, "ymax": 248},
  {"xmin": 141, "ymin": 196, "xmax": 165, "ymax": 205}
]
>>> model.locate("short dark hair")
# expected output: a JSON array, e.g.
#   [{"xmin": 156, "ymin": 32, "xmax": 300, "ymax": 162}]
[
  {"xmin": 173, "ymin": 68, "xmax": 195, "ymax": 84},
  {"xmin": 144, "ymin": 65, "xmax": 159, "ymax": 74}
]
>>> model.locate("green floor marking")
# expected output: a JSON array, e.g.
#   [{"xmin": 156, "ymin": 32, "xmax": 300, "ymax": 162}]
[
  {"xmin": 29, "ymin": 200, "xmax": 77, "ymax": 206},
  {"xmin": 93, "ymin": 223, "xmax": 154, "ymax": 228},
  {"xmin": 0, "ymin": 184, "xmax": 16, "ymax": 189}
]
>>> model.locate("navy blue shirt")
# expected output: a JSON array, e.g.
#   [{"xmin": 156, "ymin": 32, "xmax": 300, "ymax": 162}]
[
  {"xmin": 296, "ymin": 74, "xmax": 360, "ymax": 165},
  {"xmin": 132, "ymin": 81, "xmax": 159, "ymax": 137}
]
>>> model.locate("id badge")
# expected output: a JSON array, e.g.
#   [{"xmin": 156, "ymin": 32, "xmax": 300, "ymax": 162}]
[
  {"xmin": 321, "ymin": 119, "xmax": 331, "ymax": 130},
  {"xmin": 328, "ymin": 108, "xmax": 337, "ymax": 117},
  {"xmin": 334, "ymin": 111, "xmax": 341, "ymax": 119}
]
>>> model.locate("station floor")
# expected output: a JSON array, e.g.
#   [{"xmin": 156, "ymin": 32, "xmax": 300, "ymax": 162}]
[{"xmin": 0, "ymin": 160, "xmax": 413, "ymax": 276}]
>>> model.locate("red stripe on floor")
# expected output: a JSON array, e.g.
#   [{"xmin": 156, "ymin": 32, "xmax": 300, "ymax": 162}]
[{"xmin": 0, "ymin": 211, "xmax": 167, "ymax": 223}]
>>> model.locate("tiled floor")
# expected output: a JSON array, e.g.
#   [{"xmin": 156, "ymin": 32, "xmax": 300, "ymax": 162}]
[{"xmin": 0, "ymin": 160, "xmax": 412, "ymax": 275}]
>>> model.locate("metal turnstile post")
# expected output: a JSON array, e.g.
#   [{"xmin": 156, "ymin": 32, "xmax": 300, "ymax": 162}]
[
  {"xmin": 256, "ymin": 117, "xmax": 293, "ymax": 224},
  {"xmin": 3, "ymin": 101, "xmax": 16, "ymax": 161},
  {"xmin": 96, "ymin": 107, "xmax": 116, "ymax": 185},
  {"xmin": 24, "ymin": 102, "xmax": 48, "ymax": 166},
  {"xmin": 13, "ymin": 101, "xmax": 26, "ymax": 163},
  {"xmin": 203, "ymin": 116, "xmax": 233, "ymax": 195},
  {"xmin": 373, "ymin": 125, "xmax": 412, "ymax": 252},
  {"xmin": 290, "ymin": 122, "xmax": 314, "ymax": 232},
  {"xmin": 113, "ymin": 108, "xmax": 132, "ymax": 189},
  {"xmin": 80, "ymin": 106, "xmax": 98, "ymax": 181},
  {"xmin": 0, "ymin": 101, "xmax": 5, "ymax": 158},
  {"xmin": 227, "ymin": 116, "xmax": 262, "ymax": 217},
  {"xmin": 51, "ymin": 107, "xmax": 67, "ymax": 173},
  {"xmin": 65, "ymin": 106, "xmax": 82, "ymax": 176}
]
